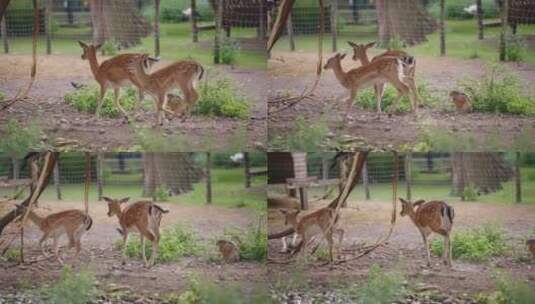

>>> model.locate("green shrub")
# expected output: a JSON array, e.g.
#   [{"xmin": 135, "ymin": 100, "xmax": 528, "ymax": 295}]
[
  {"xmin": 356, "ymin": 83, "xmax": 436, "ymax": 113},
  {"xmin": 461, "ymin": 66, "xmax": 535, "ymax": 116},
  {"xmin": 119, "ymin": 224, "xmax": 201, "ymax": 262},
  {"xmin": 220, "ymin": 39, "xmax": 241, "ymax": 65},
  {"xmin": 0, "ymin": 119, "xmax": 42, "ymax": 156},
  {"xmin": 463, "ymin": 183, "xmax": 478, "ymax": 201},
  {"xmin": 493, "ymin": 270, "xmax": 535, "ymax": 304},
  {"xmin": 505, "ymin": 34, "xmax": 526, "ymax": 62},
  {"xmin": 270, "ymin": 116, "xmax": 329, "ymax": 151},
  {"xmin": 64, "ymin": 85, "xmax": 137, "ymax": 118},
  {"xmin": 154, "ymin": 186, "xmax": 170, "ymax": 202},
  {"xmin": 431, "ymin": 224, "xmax": 508, "ymax": 262},
  {"xmin": 428, "ymin": 0, "xmax": 499, "ymax": 20},
  {"xmin": 177, "ymin": 276, "xmax": 266, "ymax": 304},
  {"xmin": 356, "ymin": 264, "xmax": 405, "ymax": 304},
  {"xmin": 0, "ymin": 90, "xmax": 5, "ymax": 101},
  {"xmin": 195, "ymin": 79, "xmax": 250, "ymax": 119},
  {"xmin": 40, "ymin": 266, "xmax": 96, "ymax": 304},
  {"xmin": 224, "ymin": 218, "xmax": 267, "ymax": 262},
  {"xmin": 100, "ymin": 40, "xmax": 118, "ymax": 56},
  {"xmin": 3, "ymin": 248, "xmax": 21, "ymax": 263}
]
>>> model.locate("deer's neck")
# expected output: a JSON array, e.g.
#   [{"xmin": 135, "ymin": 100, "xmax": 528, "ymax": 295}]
[
  {"xmin": 27, "ymin": 211, "xmax": 45, "ymax": 230},
  {"xmin": 406, "ymin": 209, "xmax": 420, "ymax": 227},
  {"xmin": 87, "ymin": 51, "xmax": 100, "ymax": 77},
  {"xmin": 332, "ymin": 62, "xmax": 349, "ymax": 87},
  {"xmin": 357, "ymin": 53, "xmax": 371, "ymax": 65}
]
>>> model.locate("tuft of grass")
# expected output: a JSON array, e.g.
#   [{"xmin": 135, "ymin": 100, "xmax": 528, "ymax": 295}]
[
  {"xmin": 220, "ymin": 39, "xmax": 241, "ymax": 65},
  {"xmin": 118, "ymin": 224, "xmax": 201, "ymax": 262},
  {"xmin": 431, "ymin": 223, "xmax": 508, "ymax": 262},
  {"xmin": 154, "ymin": 186, "xmax": 170, "ymax": 202},
  {"xmin": 195, "ymin": 79, "xmax": 250, "ymax": 119},
  {"xmin": 224, "ymin": 217, "xmax": 267, "ymax": 262},
  {"xmin": 0, "ymin": 90, "xmax": 5, "ymax": 101},
  {"xmin": 463, "ymin": 183, "xmax": 478, "ymax": 201},
  {"xmin": 40, "ymin": 266, "xmax": 96, "ymax": 304},
  {"xmin": 476, "ymin": 270, "xmax": 535, "ymax": 304},
  {"xmin": 505, "ymin": 34, "xmax": 526, "ymax": 62},
  {"xmin": 461, "ymin": 65, "xmax": 535, "ymax": 116},
  {"xmin": 355, "ymin": 264, "xmax": 405, "ymax": 304},
  {"xmin": 3, "ymin": 248, "xmax": 21, "ymax": 263},
  {"xmin": 64, "ymin": 85, "xmax": 138, "ymax": 118},
  {"xmin": 270, "ymin": 115, "xmax": 329, "ymax": 151}
]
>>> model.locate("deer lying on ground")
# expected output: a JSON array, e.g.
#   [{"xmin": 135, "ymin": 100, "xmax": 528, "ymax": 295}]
[
  {"xmin": 347, "ymin": 41, "xmax": 419, "ymax": 113},
  {"xmin": 399, "ymin": 198, "xmax": 455, "ymax": 267},
  {"xmin": 323, "ymin": 53, "xmax": 418, "ymax": 122},
  {"xmin": 279, "ymin": 207, "xmax": 344, "ymax": 263},
  {"xmin": 449, "ymin": 91, "xmax": 472, "ymax": 112},
  {"xmin": 78, "ymin": 41, "xmax": 156, "ymax": 121},
  {"xmin": 527, "ymin": 239, "xmax": 535, "ymax": 258},
  {"xmin": 216, "ymin": 239, "xmax": 240, "ymax": 263},
  {"xmin": 102, "ymin": 197, "xmax": 169, "ymax": 267},
  {"xmin": 125, "ymin": 54, "xmax": 204, "ymax": 126},
  {"xmin": 16, "ymin": 205, "xmax": 93, "ymax": 264}
]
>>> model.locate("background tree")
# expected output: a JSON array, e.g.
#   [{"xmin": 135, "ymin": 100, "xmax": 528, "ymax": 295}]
[
  {"xmin": 375, "ymin": 0, "xmax": 437, "ymax": 46},
  {"xmin": 0, "ymin": 120, "xmax": 40, "ymax": 185}
]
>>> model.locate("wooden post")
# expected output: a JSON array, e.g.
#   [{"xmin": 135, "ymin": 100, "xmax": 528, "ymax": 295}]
[
  {"xmin": 154, "ymin": 0, "xmax": 160, "ymax": 57},
  {"xmin": 244, "ymin": 152, "xmax": 251, "ymax": 188},
  {"xmin": 96, "ymin": 153, "xmax": 103, "ymax": 201},
  {"xmin": 191, "ymin": 0, "xmax": 198, "ymax": 43},
  {"xmin": 45, "ymin": 0, "xmax": 51, "ymax": 54},
  {"xmin": 321, "ymin": 155, "xmax": 328, "ymax": 191},
  {"xmin": 1, "ymin": 11, "xmax": 8, "ymax": 53},
  {"xmin": 499, "ymin": 0, "xmax": 509, "ymax": 61},
  {"xmin": 299, "ymin": 187, "xmax": 308, "ymax": 210},
  {"xmin": 476, "ymin": 0, "xmax": 484, "ymax": 40},
  {"xmin": 439, "ymin": 0, "xmax": 446, "ymax": 56},
  {"xmin": 214, "ymin": 0, "xmax": 223, "ymax": 63},
  {"xmin": 405, "ymin": 153, "xmax": 412, "ymax": 201},
  {"xmin": 331, "ymin": 0, "xmax": 338, "ymax": 52},
  {"xmin": 53, "ymin": 159, "xmax": 61, "ymax": 200},
  {"xmin": 287, "ymin": 11, "xmax": 295, "ymax": 51},
  {"xmin": 258, "ymin": 0, "xmax": 265, "ymax": 39},
  {"xmin": 206, "ymin": 152, "xmax": 212, "ymax": 204},
  {"xmin": 515, "ymin": 152, "xmax": 521, "ymax": 203},
  {"xmin": 363, "ymin": 159, "xmax": 370, "ymax": 200}
]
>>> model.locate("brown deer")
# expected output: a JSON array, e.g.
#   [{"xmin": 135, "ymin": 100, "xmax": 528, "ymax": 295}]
[
  {"xmin": 216, "ymin": 239, "xmax": 240, "ymax": 263},
  {"xmin": 125, "ymin": 54, "xmax": 204, "ymax": 126},
  {"xmin": 527, "ymin": 239, "xmax": 535, "ymax": 258},
  {"xmin": 347, "ymin": 41, "xmax": 419, "ymax": 113},
  {"xmin": 449, "ymin": 91, "xmax": 473, "ymax": 112},
  {"xmin": 399, "ymin": 198, "xmax": 455, "ymax": 267},
  {"xmin": 102, "ymin": 197, "xmax": 169, "ymax": 267},
  {"xmin": 323, "ymin": 53, "xmax": 417, "ymax": 122},
  {"xmin": 279, "ymin": 207, "xmax": 344, "ymax": 263},
  {"xmin": 16, "ymin": 205, "xmax": 93, "ymax": 264}
]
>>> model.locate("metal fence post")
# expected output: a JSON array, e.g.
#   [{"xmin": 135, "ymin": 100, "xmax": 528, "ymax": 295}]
[
  {"xmin": 405, "ymin": 153, "xmax": 412, "ymax": 201},
  {"xmin": 206, "ymin": 152, "xmax": 212, "ymax": 204},
  {"xmin": 440, "ymin": 0, "xmax": 446, "ymax": 56},
  {"xmin": 515, "ymin": 152, "xmax": 522, "ymax": 203},
  {"xmin": 191, "ymin": 0, "xmax": 198, "ymax": 43},
  {"xmin": 331, "ymin": 0, "xmax": 338, "ymax": 52},
  {"xmin": 287, "ymin": 11, "xmax": 295, "ymax": 51},
  {"xmin": 154, "ymin": 0, "xmax": 160, "ymax": 57},
  {"xmin": 476, "ymin": 0, "xmax": 484, "ymax": 40},
  {"xmin": 214, "ymin": 0, "xmax": 223, "ymax": 63},
  {"xmin": 53, "ymin": 159, "xmax": 61, "ymax": 200},
  {"xmin": 499, "ymin": 0, "xmax": 509, "ymax": 61},
  {"xmin": 244, "ymin": 152, "xmax": 251, "ymax": 188},
  {"xmin": 97, "ymin": 153, "xmax": 103, "ymax": 201},
  {"xmin": 1, "ymin": 14, "xmax": 8, "ymax": 54},
  {"xmin": 45, "ymin": 0, "xmax": 52, "ymax": 54}
]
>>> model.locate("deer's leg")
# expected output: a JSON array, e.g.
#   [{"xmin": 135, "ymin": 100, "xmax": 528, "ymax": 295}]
[
  {"xmin": 140, "ymin": 234, "xmax": 147, "ymax": 265},
  {"xmin": 344, "ymin": 89, "xmax": 357, "ymax": 123},
  {"xmin": 52, "ymin": 237, "xmax": 63, "ymax": 264},
  {"xmin": 280, "ymin": 237, "xmax": 288, "ymax": 253},
  {"xmin": 96, "ymin": 84, "xmax": 107, "ymax": 118},
  {"xmin": 420, "ymin": 231, "xmax": 431, "ymax": 267},
  {"xmin": 113, "ymin": 87, "xmax": 129, "ymax": 122},
  {"xmin": 387, "ymin": 79, "xmax": 410, "ymax": 114},
  {"xmin": 445, "ymin": 234, "xmax": 452, "ymax": 267},
  {"xmin": 374, "ymin": 83, "xmax": 385, "ymax": 113},
  {"xmin": 39, "ymin": 233, "xmax": 50, "ymax": 258},
  {"xmin": 325, "ymin": 232, "xmax": 335, "ymax": 263},
  {"xmin": 121, "ymin": 232, "xmax": 129, "ymax": 265},
  {"xmin": 155, "ymin": 95, "xmax": 164, "ymax": 126},
  {"xmin": 135, "ymin": 89, "xmax": 144, "ymax": 112}
]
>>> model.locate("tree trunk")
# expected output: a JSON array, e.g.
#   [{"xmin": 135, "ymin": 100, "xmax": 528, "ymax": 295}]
[
  {"xmin": 439, "ymin": 0, "xmax": 445, "ymax": 55},
  {"xmin": 451, "ymin": 153, "xmax": 513, "ymax": 196},
  {"xmin": 0, "ymin": 0, "xmax": 11, "ymax": 20},
  {"xmin": 477, "ymin": 0, "xmax": 484, "ymax": 40},
  {"xmin": 143, "ymin": 153, "xmax": 201, "ymax": 198},
  {"xmin": 206, "ymin": 152, "xmax": 212, "ymax": 204},
  {"xmin": 89, "ymin": 0, "xmax": 150, "ymax": 47},
  {"xmin": 375, "ymin": 0, "xmax": 437, "ymax": 46}
]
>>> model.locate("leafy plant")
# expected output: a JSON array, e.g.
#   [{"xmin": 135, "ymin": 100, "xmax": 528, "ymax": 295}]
[
  {"xmin": 40, "ymin": 266, "xmax": 96, "ymax": 304},
  {"xmin": 463, "ymin": 183, "xmax": 478, "ymax": 201},
  {"xmin": 461, "ymin": 65, "xmax": 535, "ymax": 116},
  {"xmin": 494, "ymin": 270, "xmax": 535, "ymax": 304},
  {"xmin": 118, "ymin": 224, "xmax": 201, "ymax": 262},
  {"xmin": 356, "ymin": 264, "xmax": 405, "ymax": 304},
  {"xmin": 224, "ymin": 217, "xmax": 267, "ymax": 262},
  {"xmin": 3, "ymin": 248, "xmax": 21, "ymax": 263},
  {"xmin": 0, "ymin": 90, "xmax": 5, "ymax": 101},
  {"xmin": 220, "ymin": 39, "xmax": 241, "ymax": 65},
  {"xmin": 0, "ymin": 119, "xmax": 42, "ymax": 157},
  {"xmin": 64, "ymin": 85, "xmax": 137, "ymax": 118},
  {"xmin": 100, "ymin": 40, "xmax": 118, "ymax": 56},
  {"xmin": 154, "ymin": 186, "xmax": 170, "ymax": 202},
  {"xmin": 505, "ymin": 34, "xmax": 526, "ymax": 62},
  {"xmin": 195, "ymin": 79, "xmax": 249, "ymax": 119},
  {"xmin": 356, "ymin": 83, "xmax": 436, "ymax": 113},
  {"xmin": 431, "ymin": 223, "xmax": 508, "ymax": 262},
  {"xmin": 270, "ymin": 116, "xmax": 329, "ymax": 151},
  {"xmin": 176, "ymin": 276, "xmax": 267, "ymax": 304}
]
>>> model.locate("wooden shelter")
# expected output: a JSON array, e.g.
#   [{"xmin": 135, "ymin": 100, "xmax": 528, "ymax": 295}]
[
  {"xmin": 209, "ymin": 0, "xmax": 269, "ymax": 38},
  {"xmin": 509, "ymin": 0, "xmax": 535, "ymax": 33}
]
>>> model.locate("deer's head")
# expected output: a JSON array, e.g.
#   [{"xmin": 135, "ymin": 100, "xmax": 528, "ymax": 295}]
[
  {"xmin": 347, "ymin": 41, "xmax": 375, "ymax": 61},
  {"xmin": 78, "ymin": 41, "xmax": 102, "ymax": 60},
  {"xmin": 399, "ymin": 198, "xmax": 414, "ymax": 217},
  {"xmin": 102, "ymin": 197, "xmax": 130, "ymax": 217},
  {"xmin": 323, "ymin": 53, "xmax": 346, "ymax": 70},
  {"xmin": 279, "ymin": 208, "xmax": 300, "ymax": 226}
]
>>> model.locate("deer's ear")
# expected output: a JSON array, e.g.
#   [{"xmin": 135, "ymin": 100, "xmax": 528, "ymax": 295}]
[
  {"xmin": 78, "ymin": 41, "xmax": 87, "ymax": 48},
  {"xmin": 340, "ymin": 53, "xmax": 346, "ymax": 60},
  {"xmin": 347, "ymin": 41, "xmax": 357, "ymax": 48},
  {"xmin": 120, "ymin": 197, "xmax": 130, "ymax": 204},
  {"xmin": 366, "ymin": 41, "xmax": 376, "ymax": 48},
  {"xmin": 102, "ymin": 196, "xmax": 112, "ymax": 203},
  {"xmin": 399, "ymin": 198, "xmax": 408, "ymax": 204},
  {"xmin": 95, "ymin": 43, "xmax": 103, "ymax": 50}
]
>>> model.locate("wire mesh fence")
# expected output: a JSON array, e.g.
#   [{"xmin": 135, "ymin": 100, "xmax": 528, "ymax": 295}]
[{"xmin": 0, "ymin": 152, "xmax": 267, "ymax": 207}]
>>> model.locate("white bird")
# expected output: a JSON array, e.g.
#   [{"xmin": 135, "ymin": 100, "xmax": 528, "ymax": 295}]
[
  {"xmin": 464, "ymin": 4, "xmax": 477, "ymax": 15},
  {"xmin": 230, "ymin": 153, "xmax": 244, "ymax": 163}
]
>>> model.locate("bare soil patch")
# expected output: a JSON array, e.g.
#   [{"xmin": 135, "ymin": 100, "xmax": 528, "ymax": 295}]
[
  {"xmin": 0, "ymin": 54, "xmax": 267, "ymax": 151},
  {"xmin": 268, "ymin": 52, "xmax": 535, "ymax": 150}
]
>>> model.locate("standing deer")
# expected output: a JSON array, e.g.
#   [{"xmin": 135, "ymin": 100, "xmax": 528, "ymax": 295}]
[
  {"xmin": 323, "ymin": 53, "xmax": 417, "ymax": 122},
  {"xmin": 347, "ymin": 41, "xmax": 419, "ymax": 113},
  {"xmin": 399, "ymin": 198, "xmax": 455, "ymax": 267},
  {"xmin": 125, "ymin": 54, "xmax": 204, "ymax": 126},
  {"xmin": 102, "ymin": 197, "xmax": 168, "ymax": 267},
  {"xmin": 279, "ymin": 207, "xmax": 344, "ymax": 263},
  {"xmin": 16, "ymin": 205, "xmax": 93, "ymax": 264},
  {"xmin": 78, "ymin": 41, "xmax": 155, "ymax": 121}
]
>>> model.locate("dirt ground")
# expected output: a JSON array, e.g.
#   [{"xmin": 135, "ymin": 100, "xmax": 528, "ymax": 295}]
[
  {"xmin": 0, "ymin": 54, "xmax": 267, "ymax": 151},
  {"xmin": 268, "ymin": 52, "xmax": 535, "ymax": 150},
  {"xmin": 0, "ymin": 200, "xmax": 265, "ymax": 300},
  {"xmin": 268, "ymin": 198, "xmax": 535, "ymax": 300}
]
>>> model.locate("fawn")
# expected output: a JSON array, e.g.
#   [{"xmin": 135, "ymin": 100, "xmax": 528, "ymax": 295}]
[
  {"xmin": 527, "ymin": 239, "xmax": 535, "ymax": 258},
  {"xmin": 399, "ymin": 198, "xmax": 455, "ymax": 267},
  {"xmin": 78, "ymin": 41, "xmax": 155, "ymax": 121},
  {"xmin": 102, "ymin": 197, "xmax": 169, "ymax": 267},
  {"xmin": 216, "ymin": 239, "xmax": 240, "ymax": 263},
  {"xmin": 279, "ymin": 207, "xmax": 344, "ymax": 263},
  {"xmin": 323, "ymin": 53, "xmax": 417, "ymax": 122},
  {"xmin": 16, "ymin": 205, "xmax": 92, "ymax": 264},
  {"xmin": 126, "ymin": 54, "xmax": 204, "ymax": 126},
  {"xmin": 449, "ymin": 91, "xmax": 472, "ymax": 112},
  {"xmin": 347, "ymin": 41, "xmax": 418, "ymax": 113}
]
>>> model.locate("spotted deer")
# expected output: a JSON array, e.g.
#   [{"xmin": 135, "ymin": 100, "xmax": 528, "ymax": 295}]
[
  {"xmin": 279, "ymin": 207, "xmax": 344, "ymax": 263},
  {"xmin": 77, "ymin": 41, "xmax": 155, "ymax": 121},
  {"xmin": 216, "ymin": 239, "xmax": 240, "ymax": 263},
  {"xmin": 16, "ymin": 205, "xmax": 93, "ymax": 264},
  {"xmin": 399, "ymin": 198, "xmax": 455, "ymax": 267},
  {"xmin": 323, "ymin": 53, "xmax": 418, "ymax": 122},
  {"xmin": 126, "ymin": 55, "xmax": 204, "ymax": 126},
  {"xmin": 102, "ymin": 197, "xmax": 169, "ymax": 267},
  {"xmin": 347, "ymin": 41, "xmax": 419, "ymax": 113},
  {"xmin": 449, "ymin": 91, "xmax": 473, "ymax": 112}
]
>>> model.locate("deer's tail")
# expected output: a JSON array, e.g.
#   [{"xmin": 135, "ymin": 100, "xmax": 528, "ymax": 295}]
[{"xmin": 84, "ymin": 214, "xmax": 93, "ymax": 231}]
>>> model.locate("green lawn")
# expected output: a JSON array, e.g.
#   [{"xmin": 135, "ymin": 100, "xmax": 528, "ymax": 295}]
[
  {"xmin": 4, "ymin": 23, "xmax": 266, "ymax": 69},
  {"xmin": 273, "ymin": 20, "xmax": 535, "ymax": 65},
  {"xmin": 1, "ymin": 168, "xmax": 267, "ymax": 211}
]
